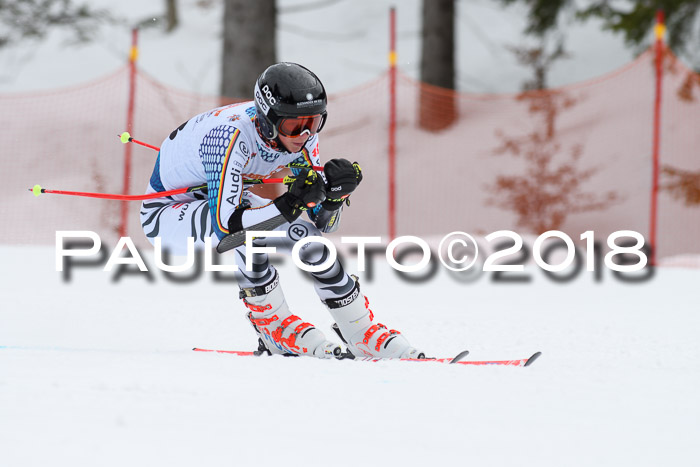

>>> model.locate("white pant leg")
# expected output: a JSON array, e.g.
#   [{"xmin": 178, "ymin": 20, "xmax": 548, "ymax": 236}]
[
  {"xmin": 140, "ymin": 192, "xmax": 218, "ymax": 255},
  {"xmin": 232, "ymin": 216, "xmax": 355, "ymax": 301}
]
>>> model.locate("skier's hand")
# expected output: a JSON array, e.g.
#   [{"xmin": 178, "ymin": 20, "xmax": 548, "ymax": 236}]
[
  {"xmin": 322, "ymin": 158, "xmax": 362, "ymax": 209},
  {"xmin": 274, "ymin": 168, "xmax": 326, "ymax": 222}
]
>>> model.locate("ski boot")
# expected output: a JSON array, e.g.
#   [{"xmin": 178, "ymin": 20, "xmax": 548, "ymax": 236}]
[
  {"xmin": 240, "ymin": 273, "xmax": 342, "ymax": 359},
  {"xmin": 325, "ymin": 278, "xmax": 425, "ymax": 359}
]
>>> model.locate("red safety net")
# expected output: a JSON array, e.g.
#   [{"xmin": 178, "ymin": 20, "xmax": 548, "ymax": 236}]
[{"xmin": 1, "ymin": 47, "xmax": 698, "ymax": 260}]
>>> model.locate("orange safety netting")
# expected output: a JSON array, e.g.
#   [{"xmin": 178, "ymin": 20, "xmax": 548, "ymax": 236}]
[{"xmin": 1, "ymin": 47, "xmax": 698, "ymax": 260}]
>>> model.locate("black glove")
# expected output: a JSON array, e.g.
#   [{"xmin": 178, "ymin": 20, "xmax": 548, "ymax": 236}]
[
  {"xmin": 273, "ymin": 168, "xmax": 326, "ymax": 223},
  {"xmin": 322, "ymin": 158, "xmax": 363, "ymax": 209}
]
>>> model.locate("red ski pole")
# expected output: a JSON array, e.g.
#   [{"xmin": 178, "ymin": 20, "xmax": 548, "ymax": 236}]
[
  {"xmin": 29, "ymin": 175, "xmax": 296, "ymax": 201},
  {"xmin": 118, "ymin": 131, "xmax": 324, "ymax": 171},
  {"xmin": 119, "ymin": 132, "xmax": 160, "ymax": 151},
  {"xmin": 31, "ymin": 133, "xmax": 325, "ymax": 201}
]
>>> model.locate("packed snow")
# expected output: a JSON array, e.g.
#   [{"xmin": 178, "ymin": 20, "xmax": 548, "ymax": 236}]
[{"xmin": 1, "ymin": 245, "xmax": 699, "ymax": 466}]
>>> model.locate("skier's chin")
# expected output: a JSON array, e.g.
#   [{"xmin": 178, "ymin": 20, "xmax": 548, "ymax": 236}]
[
  {"xmin": 279, "ymin": 134, "xmax": 308, "ymax": 153},
  {"xmin": 284, "ymin": 141, "xmax": 305, "ymax": 153}
]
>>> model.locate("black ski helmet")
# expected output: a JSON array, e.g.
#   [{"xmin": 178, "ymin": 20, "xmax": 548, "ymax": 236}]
[{"xmin": 254, "ymin": 62, "xmax": 327, "ymax": 140}]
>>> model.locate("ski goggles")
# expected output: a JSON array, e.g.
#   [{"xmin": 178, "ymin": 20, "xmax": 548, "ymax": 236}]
[{"xmin": 277, "ymin": 114, "xmax": 326, "ymax": 138}]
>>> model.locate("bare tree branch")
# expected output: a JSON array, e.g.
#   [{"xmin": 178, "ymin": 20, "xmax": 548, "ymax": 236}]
[{"xmin": 0, "ymin": 0, "xmax": 113, "ymax": 48}]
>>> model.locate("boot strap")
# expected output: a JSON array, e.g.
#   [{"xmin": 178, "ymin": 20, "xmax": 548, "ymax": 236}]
[
  {"xmin": 324, "ymin": 279, "xmax": 360, "ymax": 309},
  {"xmin": 248, "ymin": 312, "xmax": 278, "ymax": 326},
  {"xmin": 374, "ymin": 328, "xmax": 400, "ymax": 351},
  {"xmin": 239, "ymin": 272, "xmax": 280, "ymax": 299},
  {"xmin": 243, "ymin": 299, "xmax": 272, "ymax": 313}
]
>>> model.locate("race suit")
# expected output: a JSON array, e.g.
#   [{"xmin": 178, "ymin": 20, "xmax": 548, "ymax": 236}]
[{"xmin": 140, "ymin": 101, "xmax": 353, "ymax": 300}]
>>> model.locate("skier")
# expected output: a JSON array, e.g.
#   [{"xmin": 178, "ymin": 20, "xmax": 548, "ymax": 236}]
[{"xmin": 141, "ymin": 62, "xmax": 424, "ymax": 360}]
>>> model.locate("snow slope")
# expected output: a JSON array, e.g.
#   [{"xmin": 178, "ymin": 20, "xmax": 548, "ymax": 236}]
[{"xmin": 1, "ymin": 245, "xmax": 699, "ymax": 467}]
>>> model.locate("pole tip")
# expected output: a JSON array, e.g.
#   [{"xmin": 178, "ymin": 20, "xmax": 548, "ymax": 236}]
[
  {"xmin": 120, "ymin": 132, "xmax": 132, "ymax": 143},
  {"xmin": 32, "ymin": 184, "xmax": 43, "ymax": 197}
]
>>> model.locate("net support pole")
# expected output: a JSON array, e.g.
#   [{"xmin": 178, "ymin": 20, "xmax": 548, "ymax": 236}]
[
  {"xmin": 649, "ymin": 10, "xmax": 665, "ymax": 266},
  {"xmin": 120, "ymin": 28, "xmax": 139, "ymax": 238},
  {"xmin": 388, "ymin": 7, "xmax": 397, "ymax": 240}
]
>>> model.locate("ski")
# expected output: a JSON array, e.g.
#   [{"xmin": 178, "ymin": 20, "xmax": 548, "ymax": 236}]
[{"xmin": 192, "ymin": 348, "xmax": 542, "ymax": 367}]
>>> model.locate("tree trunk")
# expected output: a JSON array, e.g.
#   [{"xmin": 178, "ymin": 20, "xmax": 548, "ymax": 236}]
[
  {"xmin": 221, "ymin": 0, "xmax": 278, "ymax": 198},
  {"xmin": 221, "ymin": 0, "xmax": 276, "ymax": 100},
  {"xmin": 165, "ymin": 0, "xmax": 178, "ymax": 32},
  {"xmin": 419, "ymin": 0, "xmax": 457, "ymax": 131}
]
